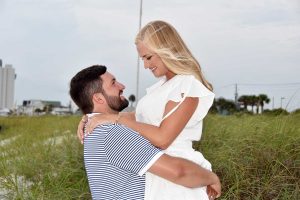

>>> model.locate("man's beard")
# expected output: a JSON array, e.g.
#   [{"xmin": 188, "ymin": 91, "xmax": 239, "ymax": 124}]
[{"xmin": 103, "ymin": 91, "xmax": 129, "ymax": 112}]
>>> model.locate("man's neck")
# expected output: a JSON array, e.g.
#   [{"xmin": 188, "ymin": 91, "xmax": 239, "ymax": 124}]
[{"xmin": 92, "ymin": 108, "xmax": 119, "ymax": 115}]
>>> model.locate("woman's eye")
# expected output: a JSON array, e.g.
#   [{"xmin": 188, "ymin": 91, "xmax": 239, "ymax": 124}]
[{"xmin": 146, "ymin": 55, "xmax": 152, "ymax": 60}]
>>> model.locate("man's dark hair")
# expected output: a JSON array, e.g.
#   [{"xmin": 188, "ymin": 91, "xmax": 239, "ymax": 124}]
[{"xmin": 70, "ymin": 65, "xmax": 107, "ymax": 114}]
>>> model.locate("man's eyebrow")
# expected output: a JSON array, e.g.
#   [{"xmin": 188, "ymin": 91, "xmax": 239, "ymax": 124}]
[{"xmin": 111, "ymin": 77, "xmax": 116, "ymax": 83}]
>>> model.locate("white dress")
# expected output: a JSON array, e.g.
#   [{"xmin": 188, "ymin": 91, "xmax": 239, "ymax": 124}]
[{"xmin": 135, "ymin": 74, "xmax": 215, "ymax": 200}]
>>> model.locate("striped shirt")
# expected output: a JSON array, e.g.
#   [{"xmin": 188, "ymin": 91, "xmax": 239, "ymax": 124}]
[{"xmin": 84, "ymin": 123, "xmax": 163, "ymax": 200}]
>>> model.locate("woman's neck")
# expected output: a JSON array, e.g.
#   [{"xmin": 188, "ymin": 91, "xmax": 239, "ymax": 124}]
[{"xmin": 165, "ymin": 71, "xmax": 176, "ymax": 80}]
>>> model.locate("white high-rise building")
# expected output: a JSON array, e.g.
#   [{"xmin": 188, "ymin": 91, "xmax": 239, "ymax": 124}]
[{"xmin": 0, "ymin": 62, "xmax": 16, "ymax": 110}]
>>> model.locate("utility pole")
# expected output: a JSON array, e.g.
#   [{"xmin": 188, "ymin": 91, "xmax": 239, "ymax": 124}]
[
  {"xmin": 272, "ymin": 96, "xmax": 274, "ymax": 109},
  {"xmin": 234, "ymin": 83, "xmax": 238, "ymax": 109},
  {"xmin": 280, "ymin": 97, "xmax": 285, "ymax": 108},
  {"xmin": 135, "ymin": 0, "xmax": 143, "ymax": 101}
]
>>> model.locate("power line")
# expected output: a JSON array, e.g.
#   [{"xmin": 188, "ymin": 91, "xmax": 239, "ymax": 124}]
[
  {"xmin": 214, "ymin": 84, "xmax": 235, "ymax": 90},
  {"xmin": 215, "ymin": 82, "xmax": 300, "ymax": 90},
  {"xmin": 237, "ymin": 82, "xmax": 300, "ymax": 86}
]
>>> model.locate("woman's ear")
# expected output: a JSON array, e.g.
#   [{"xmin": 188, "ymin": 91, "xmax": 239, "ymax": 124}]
[{"xmin": 93, "ymin": 93, "xmax": 105, "ymax": 104}]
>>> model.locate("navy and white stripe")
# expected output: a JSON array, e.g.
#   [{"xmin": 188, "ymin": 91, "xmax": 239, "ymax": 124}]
[{"xmin": 84, "ymin": 123, "xmax": 163, "ymax": 200}]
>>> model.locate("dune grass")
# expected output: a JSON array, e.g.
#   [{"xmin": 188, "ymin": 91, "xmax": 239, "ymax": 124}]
[
  {"xmin": 0, "ymin": 113, "xmax": 299, "ymax": 199},
  {"xmin": 194, "ymin": 113, "xmax": 300, "ymax": 200},
  {"xmin": 0, "ymin": 116, "xmax": 90, "ymax": 199}
]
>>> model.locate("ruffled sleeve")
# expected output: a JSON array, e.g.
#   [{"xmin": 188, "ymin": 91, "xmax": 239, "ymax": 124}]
[{"xmin": 163, "ymin": 75, "xmax": 215, "ymax": 121}]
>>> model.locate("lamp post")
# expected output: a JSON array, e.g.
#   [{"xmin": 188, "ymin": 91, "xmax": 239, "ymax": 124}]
[
  {"xmin": 135, "ymin": 0, "xmax": 143, "ymax": 101},
  {"xmin": 280, "ymin": 97, "xmax": 285, "ymax": 109}
]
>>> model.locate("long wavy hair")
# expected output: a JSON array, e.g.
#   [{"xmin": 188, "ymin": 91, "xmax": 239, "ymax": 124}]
[{"xmin": 135, "ymin": 20, "xmax": 213, "ymax": 91}]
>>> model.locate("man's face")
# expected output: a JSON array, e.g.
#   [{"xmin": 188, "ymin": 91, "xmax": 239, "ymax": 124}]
[{"xmin": 100, "ymin": 72, "xmax": 129, "ymax": 112}]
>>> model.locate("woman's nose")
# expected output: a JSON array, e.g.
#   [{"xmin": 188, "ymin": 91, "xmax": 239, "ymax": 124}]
[{"xmin": 143, "ymin": 60, "xmax": 150, "ymax": 69}]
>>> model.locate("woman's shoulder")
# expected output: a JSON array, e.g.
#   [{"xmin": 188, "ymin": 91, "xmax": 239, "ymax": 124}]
[
  {"xmin": 170, "ymin": 74, "xmax": 201, "ymax": 88},
  {"xmin": 171, "ymin": 74, "xmax": 200, "ymax": 85},
  {"xmin": 171, "ymin": 74, "xmax": 215, "ymax": 97},
  {"xmin": 171, "ymin": 74, "xmax": 193, "ymax": 81}
]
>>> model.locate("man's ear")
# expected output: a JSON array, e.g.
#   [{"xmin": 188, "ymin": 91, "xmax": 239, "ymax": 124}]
[{"xmin": 93, "ymin": 93, "xmax": 105, "ymax": 104}]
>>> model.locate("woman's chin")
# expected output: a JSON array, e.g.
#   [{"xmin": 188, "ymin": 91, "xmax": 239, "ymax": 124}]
[{"xmin": 152, "ymin": 72, "xmax": 163, "ymax": 78}]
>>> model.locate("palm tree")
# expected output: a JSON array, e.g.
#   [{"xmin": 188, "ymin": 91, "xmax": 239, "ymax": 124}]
[
  {"xmin": 128, "ymin": 94, "xmax": 136, "ymax": 107},
  {"xmin": 258, "ymin": 94, "xmax": 270, "ymax": 113},
  {"xmin": 248, "ymin": 95, "xmax": 258, "ymax": 113},
  {"xmin": 238, "ymin": 95, "xmax": 250, "ymax": 111}
]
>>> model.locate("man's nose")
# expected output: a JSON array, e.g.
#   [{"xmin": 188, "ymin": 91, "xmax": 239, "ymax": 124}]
[{"xmin": 118, "ymin": 82, "xmax": 125, "ymax": 90}]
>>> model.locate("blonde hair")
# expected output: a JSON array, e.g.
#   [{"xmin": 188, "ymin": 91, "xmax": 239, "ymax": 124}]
[{"xmin": 135, "ymin": 20, "xmax": 213, "ymax": 91}]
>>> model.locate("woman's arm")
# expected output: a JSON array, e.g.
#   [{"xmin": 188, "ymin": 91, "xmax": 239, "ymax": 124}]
[
  {"xmin": 83, "ymin": 98, "xmax": 198, "ymax": 149},
  {"xmin": 149, "ymin": 153, "xmax": 221, "ymax": 197},
  {"xmin": 77, "ymin": 112, "xmax": 135, "ymax": 144},
  {"xmin": 119, "ymin": 97, "xmax": 198, "ymax": 149},
  {"xmin": 121, "ymin": 111, "xmax": 136, "ymax": 121}
]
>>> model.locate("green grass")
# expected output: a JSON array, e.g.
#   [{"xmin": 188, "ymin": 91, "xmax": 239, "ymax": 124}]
[
  {"xmin": 194, "ymin": 113, "xmax": 300, "ymax": 200},
  {"xmin": 0, "ymin": 116, "xmax": 90, "ymax": 199},
  {"xmin": 0, "ymin": 114, "xmax": 299, "ymax": 199}
]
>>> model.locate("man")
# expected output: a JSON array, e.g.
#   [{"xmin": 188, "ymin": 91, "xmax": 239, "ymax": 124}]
[{"xmin": 69, "ymin": 65, "xmax": 221, "ymax": 200}]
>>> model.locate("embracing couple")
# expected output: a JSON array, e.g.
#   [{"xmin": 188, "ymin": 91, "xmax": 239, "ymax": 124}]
[{"xmin": 69, "ymin": 20, "xmax": 221, "ymax": 200}]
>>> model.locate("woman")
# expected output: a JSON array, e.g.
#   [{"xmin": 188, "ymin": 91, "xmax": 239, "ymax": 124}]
[{"xmin": 80, "ymin": 20, "xmax": 218, "ymax": 199}]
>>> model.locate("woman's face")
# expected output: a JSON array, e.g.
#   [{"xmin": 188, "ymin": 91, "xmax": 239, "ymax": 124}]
[{"xmin": 137, "ymin": 42, "xmax": 175, "ymax": 80}]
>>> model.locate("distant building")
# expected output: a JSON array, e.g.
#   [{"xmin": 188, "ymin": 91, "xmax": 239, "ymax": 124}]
[
  {"xmin": 0, "ymin": 108, "xmax": 11, "ymax": 116},
  {"xmin": 19, "ymin": 100, "xmax": 60, "ymax": 115},
  {"xmin": 22, "ymin": 100, "xmax": 61, "ymax": 108},
  {"xmin": 51, "ymin": 107, "xmax": 73, "ymax": 115},
  {"xmin": 0, "ymin": 61, "xmax": 16, "ymax": 110},
  {"xmin": 17, "ymin": 99, "xmax": 71, "ymax": 116}
]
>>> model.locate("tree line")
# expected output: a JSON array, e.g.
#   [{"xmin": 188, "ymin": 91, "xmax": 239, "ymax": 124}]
[
  {"xmin": 126, "ymin": 93, "xmax": 297, "ymax": 115},
  {"xmin": 211, "ymin": 94, "xmax": 271, "ymax": 115}
]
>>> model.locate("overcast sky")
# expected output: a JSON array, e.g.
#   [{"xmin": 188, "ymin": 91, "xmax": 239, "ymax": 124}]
[{"xmin": 0, "ymin": 0, "xmax": 299, "ymax": 111}]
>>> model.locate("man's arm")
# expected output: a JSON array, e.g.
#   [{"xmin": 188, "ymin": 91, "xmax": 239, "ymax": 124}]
[
  {"xmin": 148, "ymin": 154, "xmax": 221, "ymax": 197},
  {"xmin": 103, "ymin": 124, "xmax": 221, "ymax": 197}
]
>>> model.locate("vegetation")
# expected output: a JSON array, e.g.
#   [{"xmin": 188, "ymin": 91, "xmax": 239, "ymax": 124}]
[
  {"xmin": 212, "ymin": 98, "xmax": 237, "ymax": 115},
  {"xmin": 0, "ymin": 113, "xmax": 299, "ymax": 199},
  {"xmin": 263, "ymin": 108, "xmax": 290, "ymax": 116},
  {"xmin": 238, "ymin": 94, "xmax": 270, "ymax": 113},
  {"xmin": 212, "ymin": 94, "xmax": 280, "ymax": 115},
  {"xmin": 194, "ymin": 113, "xmax": 300, "ymax": 200},
  {"xmin": 0, "ymin": 116, "xmax": 90, "ymax": 199}
]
